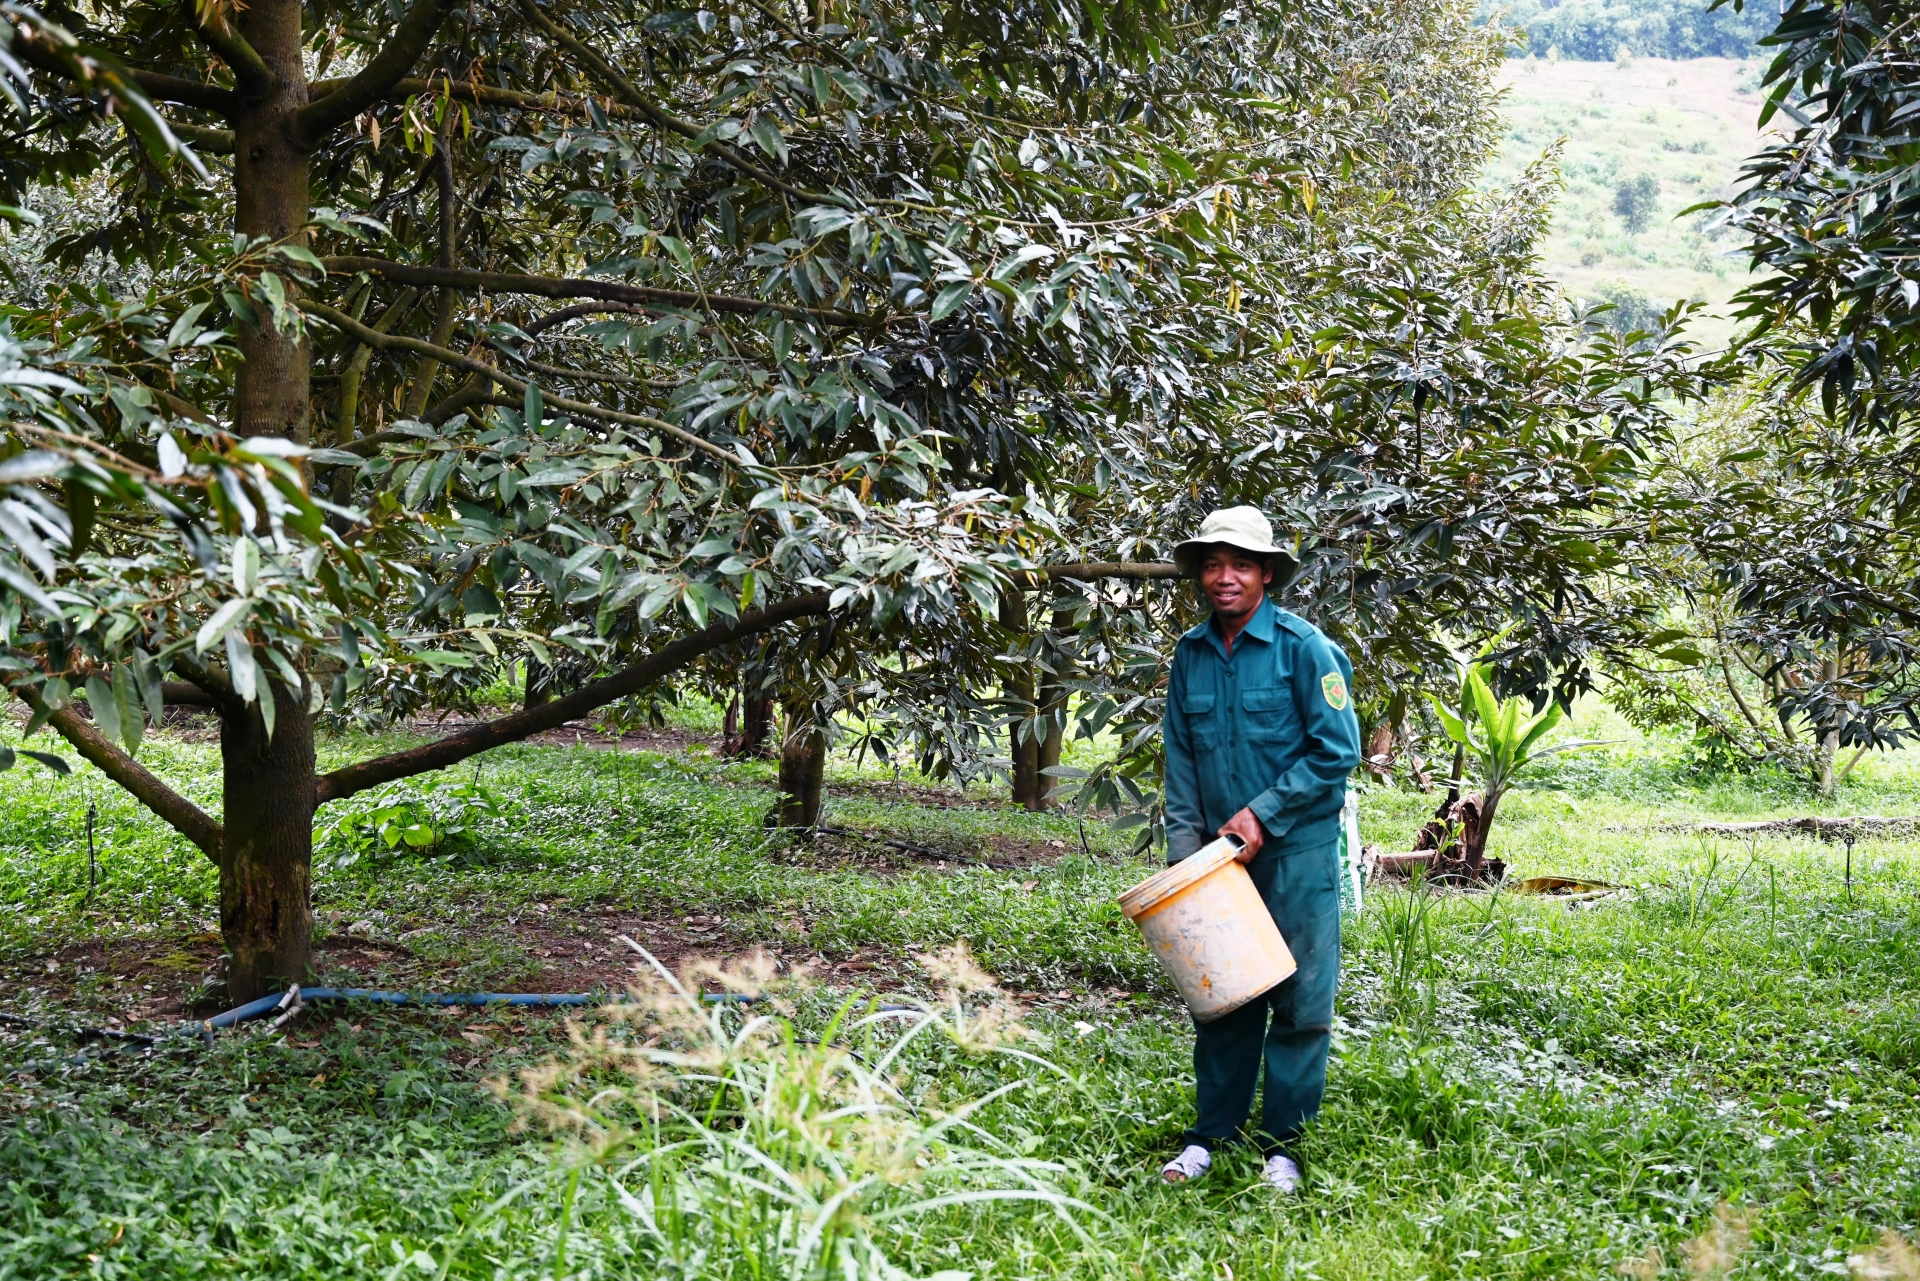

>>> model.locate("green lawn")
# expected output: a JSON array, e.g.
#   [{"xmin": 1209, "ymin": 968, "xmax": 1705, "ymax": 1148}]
[{"xmin": 2, "ymin": 705, "xmax": 1918, "ymax": 1278}]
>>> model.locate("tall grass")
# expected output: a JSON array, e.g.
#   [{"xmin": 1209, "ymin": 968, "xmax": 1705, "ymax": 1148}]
[{"xmin": 505, "ymin": 943, "xmax": 1101, "ymax": 1280}]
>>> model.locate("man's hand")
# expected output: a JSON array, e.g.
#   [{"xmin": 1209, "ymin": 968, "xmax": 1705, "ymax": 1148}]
[{"xmin": 1219, "ymin": 808, "xmax": 1264, "ymax": 862}]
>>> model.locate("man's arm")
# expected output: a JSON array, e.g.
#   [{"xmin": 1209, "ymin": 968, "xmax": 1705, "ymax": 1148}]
[
  {"xmin": 1245, "ymin": 637, "xmax": 1362, "ymax": 848},
  {"xmin": 1162, "ymin": 652, "xmax": 1208, "ymax": 863}
]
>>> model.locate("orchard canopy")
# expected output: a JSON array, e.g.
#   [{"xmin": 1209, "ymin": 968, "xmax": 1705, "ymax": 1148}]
[{"xmin": 0, "ymin": 0, "xmax": 1709, "ymax": 996}]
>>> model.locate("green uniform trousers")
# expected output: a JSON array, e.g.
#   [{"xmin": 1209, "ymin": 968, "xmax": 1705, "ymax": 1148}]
[{"xmin": 1184, "ymin": 821, "xmax": 1341, "ymax": 1156}]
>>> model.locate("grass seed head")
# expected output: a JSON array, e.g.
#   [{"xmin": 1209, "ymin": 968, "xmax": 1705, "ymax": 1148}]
[
  {"xmin": 1684, "ymin": 1202, "xmax": 1754, "ymax": 1278},
  {"xmin": 1850, "ymin": 1232, "xmax": 1920, "ymax": 1280},
  {"xmin": 1618, "ymin": 1242, "xmax": 1665, "ymax": 1279}
]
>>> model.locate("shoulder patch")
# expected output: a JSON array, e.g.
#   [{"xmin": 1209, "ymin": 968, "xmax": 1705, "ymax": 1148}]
[{"xmin": 1321, "ymin": 671, "xmax": 1349, "ymax": 711}]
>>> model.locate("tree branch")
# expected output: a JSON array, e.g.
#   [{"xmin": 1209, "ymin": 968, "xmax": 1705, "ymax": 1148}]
[
  {"xmin": 511, "ymin": 0, "xmax": 843, "ymax": 206},
  {"xmin": 169, "ymin": 652, "xmax": 249, "ymax": 716},
  {"xmin": 313, "ymin": 560, "xmax": 1181, "ymax": 802},
  {"xmin": 169, "ymin": 120, "xmax": 235, "ymax": 153},
  {"xmin": 18, "ymin": 690, "xmax": 223, "ymax": 863},
  {"xmin": 304, "ymin": 301, "xmax": 738, "ymax": 465},
  {"xmin": 421, "ymin": 374, "xmax": 493, "ymax": 425},
  {"xmin": 321, "ymin": 255, "xmax": 868, "ymax": 325},
  {"xmin": 128, "ymin": 68, "xmax": 240, "ymax": 114},
  {"xmin": 75, "ymin": 683, "xmax": 226, "ymax": 710},
  {"xmin": 309, "ymin": 76, "xmax": 649, "ymax": 123},
  {"xmin": 161, "ymin": 681, "xmax": 222, "ymax": 707},
  {"xmin": 316, "ymin": 592, "xmax": 835, "ymax": 801},
  {"xmin": 182, "ymin": 0, "xmax": 276, "ymax": 100},
  {"xmin": 522, "ymin": 302, "xmax": 646, "ymax": 338},
  {"xmin": 7, "ymin": 30, "xmax": 237, "ymax": 115},
  {"xmin": 1030, "ymin": 562, "xmax": 1181, "ymax": 582},
  {"xmin": 294, "ymin": 0, "xmax": 458, "ymax": 143},
  {"xmin": 336, "ymin": 288, "xmax": 420, "ymax": 444},
  {"xmin": 1834, "ymin": 741, "xmax": 1871, "ymax": 788}
]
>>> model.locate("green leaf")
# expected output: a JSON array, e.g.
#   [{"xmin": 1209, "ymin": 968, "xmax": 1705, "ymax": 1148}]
[
  {"xmin": 112, "ymin": 663, "xmax": 143, "ymax": 756},
  {"xmin": 1427, "ymin": 692, "xmax": 1470, "ymax": 748},
  {"xmin": 1464, "ymin": 667, "xmax": 1502, "ymax": 738},
  {"xmin": 1512, "ymin": 700, "xmax": 1564, "ymax": 763},
  {"xmin": 680, "ymin": 583, "xmax": 709, "ymax": 628},
  {"xmin": 255, "ymin": 666, "xmax": 276, "ymax": 740},
  {"xmin": 20, "ymin": 749, "xmax": 69, "ymax": 775},
  {"xmin": 226, "ymin": 629, "xmax": 258, "ymax": 704},
  {"xmin": 133, "ymin": 649, "xmax": 165, "ymax": 728},
  {"xmin": 931, "ymin": 281, "xmax": 974, "ymax": 321},
  {"xmin": 196, "ymin": 598, "xmax": 250, "ymax": 654},
  {"xmin": 0, "ymin": 451, "xmax": 65, "ymax": 484},
  {"xmin": 84, "ymin": 674, "xmax": 120, "ymax": 746},
  {"xmin": 750, "ymin": 114, "xmax": 790, "ymax": 165}
]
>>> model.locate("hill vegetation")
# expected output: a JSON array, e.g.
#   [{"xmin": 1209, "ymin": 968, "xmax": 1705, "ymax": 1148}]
[
  {"xmin": 1484, "ymin": 0, "xmax": 1772, "ymax": 60},
  {"xmin": 1484, "ymin": 55, "xmax": 1769, "ymax": 346}
]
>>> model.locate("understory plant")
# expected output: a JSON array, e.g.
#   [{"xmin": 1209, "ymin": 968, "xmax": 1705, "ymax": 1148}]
[
  {"xmin": 506, "ymin": 943, "xmax": 1099, "ymax": 1280},
  {"xmin": 1429, "ymin": 662, "xmax": 1601, "ymax": 871},
  {"xmin": 314, "ymin": 776, "xmax": 505, "ymax": 869}
]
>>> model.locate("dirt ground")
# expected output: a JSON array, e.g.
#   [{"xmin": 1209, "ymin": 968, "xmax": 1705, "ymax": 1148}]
[
  {"xmin": 1, "ymin": 906, "xmax": 1131, "ymax": 1036},
  {"xmin": 0, "ymin": 714, "xmax": 1104, "ymax": 1036}
]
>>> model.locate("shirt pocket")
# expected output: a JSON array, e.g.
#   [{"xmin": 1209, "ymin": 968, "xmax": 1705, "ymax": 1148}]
[
  {"xmin": 1242, "ymin": 685, "xmax": 1301, "ymax": 746},
  {"xmin": 1181, "ymin": 690, "xmax": 1219, "ymax": 750}
]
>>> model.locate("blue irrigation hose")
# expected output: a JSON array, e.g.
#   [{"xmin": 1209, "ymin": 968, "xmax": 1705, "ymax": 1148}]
[
  {"xmin": 7, "ymin": 987, "xmax": 924, "ymax": 1072},
  {"xmin": 300, "ymin": 987, "xmax": 602, "ymax": 1008},
  {"xmin": 197, "ymin": 988, "xmax": 916, "ymax": 1028}
]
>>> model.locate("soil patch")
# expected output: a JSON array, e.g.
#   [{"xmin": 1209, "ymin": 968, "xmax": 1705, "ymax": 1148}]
[
  {"xmin": 0, "ymin": 899, "xmax": 1142, "ymax": 1035},
  {"xmin": 824, "ymin": 778, "xmax": 1010, "ymax": 811},
  {"xmin": 770, "ymin": 827, "xmax": 1075, "ymax": 873},
  {"xmin": 402, "ymin": 715, "xmax": 720, "ymax": 756}
]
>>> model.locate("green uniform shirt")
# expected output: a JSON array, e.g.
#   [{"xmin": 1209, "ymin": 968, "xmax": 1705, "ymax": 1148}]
[{"xmin": 1163, "ymin": 598, "xmax": 1362, "ymax": 861}]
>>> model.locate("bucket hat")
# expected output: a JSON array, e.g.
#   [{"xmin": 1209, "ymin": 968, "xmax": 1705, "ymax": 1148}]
[{"xmin": 1171, "ymin": 506, "xmax": 1297, "ymax": 579}]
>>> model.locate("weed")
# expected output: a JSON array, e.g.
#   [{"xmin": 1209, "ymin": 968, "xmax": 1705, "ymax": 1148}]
[
  {"xmin": 315, "ymin": 776, "xmax": 507, "ymax": 869},
  {"xmin": 505, "ymin": 944, "xmax": 1099, "ymax": 1280}
]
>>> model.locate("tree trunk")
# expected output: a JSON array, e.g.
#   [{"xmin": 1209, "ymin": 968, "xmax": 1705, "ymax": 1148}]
[
  {"xmin": 1461, "ymin": 789, "xmax": 1498, "ymax": 875},
  {"xmin": 1000, "ymin": 589, "xmax": 1041, "ymax": 809},
  {"xmin": 776, "ymin": 699, "xmax": 825, "ymax": 828},
  {"xmin": 232, "ymin": 0, "xmax": 313, "ymax": 446},
  {"xmin": 1364, "ymin": 721, "xmax": 1396, "ymax": 778},
  {"xmin": 1031, "ymin": 606, "xmax": 1072, "ymax": 813},
  {"xmin": 524, "ymin": 657, "xmax": 551, "ymax": 708},
  {"xmin": 725, "ymin": 686, "xmax": 774, "ymax": 758},
  {"xmin": 220, "ymin": 689, "xmax": 317, "ymax": 1000},
  {"xmin": 220, "ymin": 0, "xmax": 315, "ymax": 1000},
  {"xmin": 1815, "ymin": 656, "xmax": 1839, "ymax": 797}
]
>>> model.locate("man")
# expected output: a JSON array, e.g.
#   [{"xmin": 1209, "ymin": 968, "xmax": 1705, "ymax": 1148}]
[{"xmin": 1157, "ymin": 506, "xmax": 1361, "ymax": 1194}]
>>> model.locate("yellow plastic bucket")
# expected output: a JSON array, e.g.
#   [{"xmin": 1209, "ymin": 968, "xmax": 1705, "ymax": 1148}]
[{"xmin": 1118, "ymin": 836, "xmax": 1296, "ymax": 1022}]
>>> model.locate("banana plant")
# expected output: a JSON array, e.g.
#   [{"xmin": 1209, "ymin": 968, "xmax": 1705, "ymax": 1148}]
[{"xmin": 1429, "ymin": 665, "xmax": 1604, "ymax": 871}]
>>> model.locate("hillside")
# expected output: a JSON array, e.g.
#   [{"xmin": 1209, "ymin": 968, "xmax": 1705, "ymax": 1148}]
[
  {"xmin": 1485, "ymin": 55, "xmax": 1775, "ymax": 349},
  {"xmin": 1484, "ymin": 0, "xmax": 1773, "ymax": 61}
]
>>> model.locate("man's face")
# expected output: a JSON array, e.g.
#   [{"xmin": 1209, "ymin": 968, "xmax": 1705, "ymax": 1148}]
[{"xmin": 1199, "ymin": 547, "xmax": 1273, "ymax": 621}]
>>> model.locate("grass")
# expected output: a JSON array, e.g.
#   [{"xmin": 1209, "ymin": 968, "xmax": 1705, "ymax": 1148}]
[
  {"xmin": 3, "ymin": 701, "xmax": 1920, "ymax": 1278},
  {"xmin": 1485, "ymin": 55, "xmax": 1779, "ymax": 351}
]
